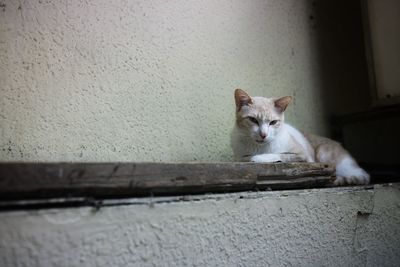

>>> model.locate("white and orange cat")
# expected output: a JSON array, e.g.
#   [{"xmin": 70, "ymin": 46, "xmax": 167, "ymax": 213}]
[{"xmin": 231, "ymin": 89, "xmax": 370, "ymax": 185}]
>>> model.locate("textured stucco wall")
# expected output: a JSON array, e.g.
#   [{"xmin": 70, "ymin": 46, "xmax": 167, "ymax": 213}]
[
  {"xmin": 0, "ymin": 0, "xmax": 369, "ymax": 162},
  {"xmin": 0, "ymin": 184, "xmax": 399, "ymax": 266},
  {"xmin": 0, "ymin": 0, "xmax": 322, "ymax": 162}
]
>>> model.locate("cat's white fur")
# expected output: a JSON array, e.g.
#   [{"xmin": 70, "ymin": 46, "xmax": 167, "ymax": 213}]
[{"xmin": 231, "ymin": 89, "xmax": 370, "ymax": 185}]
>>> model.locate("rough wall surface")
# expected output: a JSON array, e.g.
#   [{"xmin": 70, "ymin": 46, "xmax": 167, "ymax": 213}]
[
  {"xmin": 0, "ymin": 184, "xmax": 399, "ymax": 267},
  {"xmin": 0, "ymin": 0, "xmax": 332, "ymax": 162}
]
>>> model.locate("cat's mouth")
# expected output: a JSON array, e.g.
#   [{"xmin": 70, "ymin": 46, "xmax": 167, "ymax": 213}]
[{"xmin": 255, "ymin": 139, "xmax": 267, "ymax": 144}]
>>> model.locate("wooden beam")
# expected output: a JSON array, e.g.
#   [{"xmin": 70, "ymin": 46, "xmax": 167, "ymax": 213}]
[
  {"xmin": 0, "ymin": 162, "xmax": 334, "ymax": 200},
  {"xmin": 333, "ymin": 103, "xmax": 400, "ymax": 125}
]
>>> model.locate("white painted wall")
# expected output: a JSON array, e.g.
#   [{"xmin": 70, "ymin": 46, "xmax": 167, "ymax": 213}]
[
  {"xmin": 0, "ymin": 0, "xmax": 359, "ymax": 162},
  {"xmin": 1, "ymin": 184, "xmax": 399, "ymax": 267}
]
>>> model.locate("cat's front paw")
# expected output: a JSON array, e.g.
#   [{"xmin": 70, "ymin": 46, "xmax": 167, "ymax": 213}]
[{"xmin": 250, "ymin": 154, "xmax": 281, "ymax": 163}]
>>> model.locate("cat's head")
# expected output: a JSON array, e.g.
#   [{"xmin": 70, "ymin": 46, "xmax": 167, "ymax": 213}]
[{"xmin": 234, "ymin": 88, "xmax": 292, "ymax": 145}]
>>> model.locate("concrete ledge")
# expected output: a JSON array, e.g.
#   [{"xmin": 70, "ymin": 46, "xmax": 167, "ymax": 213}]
[{"xmin": 0, "ymin": 184, "xmax": 399, "ymax": 266}]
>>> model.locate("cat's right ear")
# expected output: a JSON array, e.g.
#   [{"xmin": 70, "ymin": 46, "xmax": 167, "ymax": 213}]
[{"xmin": 235, "ymin": 89, "xmax": 253, "ymax": 111}]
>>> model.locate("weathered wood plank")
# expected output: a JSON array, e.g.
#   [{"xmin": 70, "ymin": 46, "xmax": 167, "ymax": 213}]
[{"xmin": 0, "ymin": 162, "xmax": 334, "ymax": 199}]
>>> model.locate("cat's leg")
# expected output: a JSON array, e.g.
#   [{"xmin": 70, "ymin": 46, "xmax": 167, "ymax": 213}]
[
  {"xmin": 314, "ymin": 143, "xmax": 370, "ymax": 185},
  {"xmin": 249, "ymin": 153, "xmax": 307, "ymax": 163},
  {"xmin": 334, "ymin": 155, "xmax": 370, "ymax": 185}
]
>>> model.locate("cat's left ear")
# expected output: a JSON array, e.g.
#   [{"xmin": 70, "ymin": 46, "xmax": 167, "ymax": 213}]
[{"xmin": 274, "ymin": 96, "xmax": 292, "ymax": 113}]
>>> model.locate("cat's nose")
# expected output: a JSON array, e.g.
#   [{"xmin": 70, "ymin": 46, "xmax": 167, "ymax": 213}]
[{"xmin": 260, "ymin": 132, "xmax": 267, "ymax": 139}]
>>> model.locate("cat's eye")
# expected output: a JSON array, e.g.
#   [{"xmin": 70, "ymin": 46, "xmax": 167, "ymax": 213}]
[
  {"xmin": 269, "ymin": 120, "xmax": 278, "ymax": 125},
  {"xmin": 248, "ymin": 117, "xmax": 259, "ymax": 125}
]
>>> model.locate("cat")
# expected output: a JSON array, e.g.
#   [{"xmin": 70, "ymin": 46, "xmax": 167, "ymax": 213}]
[{"xmin": 231, "ymin": 88, "xmax": 370, "ymax": 185}]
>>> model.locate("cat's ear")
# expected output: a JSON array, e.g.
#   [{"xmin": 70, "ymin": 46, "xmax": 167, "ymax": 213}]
[
  {"xmin": 235, "ymin": 89, "xmax": 253, "ymax": 111},
  {"xmin": 274, "ymin": 96, "xmax": 292, "ymax": 113}
]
